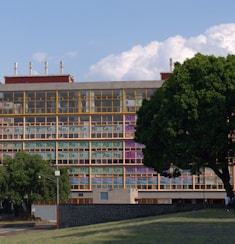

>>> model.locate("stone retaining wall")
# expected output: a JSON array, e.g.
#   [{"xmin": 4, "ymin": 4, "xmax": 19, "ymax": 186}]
[{"xmin": 58, "ymin": 203, "xmax": 197, "ymax": 228}]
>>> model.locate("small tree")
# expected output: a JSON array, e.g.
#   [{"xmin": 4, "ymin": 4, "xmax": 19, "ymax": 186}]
[
  {"xmin": 135, "ymin": 53, "xmax": 235, "ymax": 198},
  {"xmin": 1, "ymin": 151, "xmax": 70, "ymax": 218}
]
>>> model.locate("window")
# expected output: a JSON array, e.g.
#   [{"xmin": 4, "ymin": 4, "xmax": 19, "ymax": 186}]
[{"xmin": 100, "ymin": 192, "xmax": 108, "ymax": 200}]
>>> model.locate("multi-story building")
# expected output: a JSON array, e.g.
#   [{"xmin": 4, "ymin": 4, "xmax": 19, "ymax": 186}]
[{"xmin": 0, "ymin": 64, "xmax": 230, "ymax": 204}]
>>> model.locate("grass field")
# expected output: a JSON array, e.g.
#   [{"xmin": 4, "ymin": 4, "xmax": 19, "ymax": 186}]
[{"xmin": 3, "ymin": 208, "xmax": 235, "ymax": 244}]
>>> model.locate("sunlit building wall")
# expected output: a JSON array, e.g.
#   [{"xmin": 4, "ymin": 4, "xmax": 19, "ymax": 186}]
[{"xmin": 0, "ymin": 71, "xmax": 230, "ymax": 204}]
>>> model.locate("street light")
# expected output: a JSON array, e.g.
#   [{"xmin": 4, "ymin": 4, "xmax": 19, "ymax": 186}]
[{"xmin": 38, "ymin": 168, "xmax": 60, "ymax": 228}]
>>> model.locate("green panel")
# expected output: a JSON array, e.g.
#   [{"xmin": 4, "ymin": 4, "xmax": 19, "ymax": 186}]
[
  {"xmin": 36, "ymin": 126, "xmax": 45, "ymax": 133},
  {"xmin": 102, "ymin": 167, "xmax": 113, "ymax": 174},
  {"xmin": 79, "ymin": 167, "xmax": 89, "ymax": 174},
  {"xmin": 68, "ymin": 141, "xmax": 78, "ymax": 148},
  {"xmin": 79, "ymin": 126, "xmax": 89, "ymax": 132},
  {"xmin": 113, "ymin": 151, "xmax": 123, "ymax": 158},
  {"xmin": 102, "ymin": 152, "xmax": 112, "ymax": 158},
  {"xmin": 29, "ymin": 151, "xmax": 55, "ymax": 160},
  {"xmin": 36, "ymin": 141, "xmax": 44, "ymax": 148},
  {"xmin": 58, "ymin": 152, "xmax": 68, "ymax": 158},
  {"xmin": 91, "ymin": 141, "xmax": 123, "ymax": 149},
  {"xmin": 92, "ymin": 126, "xmax": 101, "ymax": 132},
  {"xmin": 70, "ymin": 167, "xmax": 79, "ymax": 174},
  {"xmin": 79, "ymin": 141, "xmax": 89, "ymax": 148},
  {"xmin": 79, "ymin": 152, "xmax": 89, "ymax": 158},
  {"xmin": 113, "ymin": 125, "xmax": 123, "ymax": 132},
  {"xmin": 46, "ymin": 141, "xmax": 56, "ymax": 148},
  {"xmin": 46, "ymin": 126, "xmax": 56, "ymax": 133},
  {"xmin": 69, "ymin": 126, "xmax": 78, "ymax": 133},
  {"xmin": 113, "ymin": 141, "xmax": 123, "ymax": 148},
  {"xmin": 59, "ymin": 126, "xmax": 69, "ymax": 133},
  {"xmin": 91, "ymin": 141, "xmax": 101, "ymax": 148},
  {"xmin": 91, "ymin": 152, "xmax": 101, "ymax": 158},
  {"xmin": 44, "ymin": 152, "xmax": 56, "ymax": 160},
  {"xmin": 113, "ymin": 167, "xmax": 123, "ymax": 174},
  {"xmin": 92, "ymin": 167, "xmax": 101, "ymax": 174},
  {"xmin": 14, "ymin": 142, "xmax": 22, "ymax": 149},
  {"xmin": 101, "ymin": 141, "xmax": 112, "ymax": 148},
  {"xmin": 58, "ymin": 141, "xmax": 69, "ymax": 148},
  {"xmin": 136, "ymin": 99, "xmax": 142, "ymax": 106},
  {"xmin": 25, "ymin": 142, "xmax": 35, "ymax": 149},
  {"xmin": 14, "ymin": 127, "xmax": 23, "ymax": 133},
  {"xmin": 58, "ymin": 141, "xmax": 89, "ymax": 149},
  {"xmin": 102, "ymin": 126, "xmax": 112, "ymax": 132},
  {"xmin": 26, "ymin": 127, "xmax": 35, "ymax": 133},
  {"xmin": 68, "ymin": 152, "xmax": 78, "ymax": 158},
  {"xmin": 92, "ymin": 167, "xmax": 123, "ymax": 175},
  {"xmin": 2, "ymin": 142, "xmax": 22, "ymax": 149}
]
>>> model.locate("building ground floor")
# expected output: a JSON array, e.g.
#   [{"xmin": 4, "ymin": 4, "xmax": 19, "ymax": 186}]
[{"xmin": 68, "ymin": 188, "xmax": 227, "ymax": 205}]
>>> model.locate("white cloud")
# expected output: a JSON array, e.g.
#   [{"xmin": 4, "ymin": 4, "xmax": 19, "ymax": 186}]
[
  {"xmin": 85, "ymin": 23, "xmax": 235, "ymax": 81},
  {"xmin": 32, "ymin": 52, "xmax": 48, "ymax": 63}
]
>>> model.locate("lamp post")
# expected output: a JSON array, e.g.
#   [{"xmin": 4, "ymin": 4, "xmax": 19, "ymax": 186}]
[
  {"xmin": 54, "ymin": 169, "xmax": 60, "ymax": 206},
  {"xmin": 38, "ymin": 168, "xmax": 60, "ymax": 228},
  {"xmin": 54, "ymin": 168, "xmax": 60, "ymax": 229}
]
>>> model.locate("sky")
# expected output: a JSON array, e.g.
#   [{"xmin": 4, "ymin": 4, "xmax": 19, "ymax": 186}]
[{"xmin": 1, "ymin": 0, "xmax": 235, "ymax": 82}]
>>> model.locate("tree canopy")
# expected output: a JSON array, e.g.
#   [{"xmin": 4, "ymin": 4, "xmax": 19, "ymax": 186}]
[
  {"xmin": 0, "ymin": 151, "xmax": 70, "ymax": 217},
  {"xmin": 135, "ymin": 53, "xmax": 235, "ymax": 198}
]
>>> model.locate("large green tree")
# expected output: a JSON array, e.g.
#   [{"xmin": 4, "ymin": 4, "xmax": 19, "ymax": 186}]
[
  {"xmin": 135, "ymin": 53, "xmax": 235, "ymax": 198},
  {"xmin": 0, "ymin": 151, "xmax": 70, "ymax": 217}
]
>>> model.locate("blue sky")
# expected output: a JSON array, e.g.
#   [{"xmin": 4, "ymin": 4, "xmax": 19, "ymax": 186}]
[{"xmin": 0, "ymin": 0, "xmax": 235, "ymax": 82}]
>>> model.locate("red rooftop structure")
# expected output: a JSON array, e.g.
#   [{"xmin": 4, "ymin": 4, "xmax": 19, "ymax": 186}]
[
  {"xmin": 4, "ymin": 61, "xmax": 74, "ymax": 84},
  {"xmin": 5, "ymin": 74, "xmax": 74, "ymax": 84}
]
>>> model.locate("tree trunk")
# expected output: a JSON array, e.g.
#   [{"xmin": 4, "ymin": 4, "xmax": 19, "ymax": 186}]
[
  {"xmin": 22, "ymin": 199, "xmax": 32, "ymax": 219},
  {"xmin": 212, "ymin": 165, "xmax": 234, "ymax": 198}
]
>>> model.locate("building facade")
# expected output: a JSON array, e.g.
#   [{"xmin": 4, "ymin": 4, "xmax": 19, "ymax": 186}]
[{"xmin": 0, "ymin": 72, "xmax": 231, "ymax": 204}]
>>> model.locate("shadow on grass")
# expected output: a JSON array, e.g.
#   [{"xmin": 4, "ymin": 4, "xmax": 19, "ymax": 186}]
[{"xmin": 52, "ymin": 209, "xmax": 235, "ymax": 244}]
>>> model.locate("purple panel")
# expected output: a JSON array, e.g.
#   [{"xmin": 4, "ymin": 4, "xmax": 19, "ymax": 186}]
[
  {"xmin": 126, "ymin": 167, "xmax": 135, "ymax": 174},
  {"xmin": 125, "ymin": 125, "xmax": 135, "ymax": 132},
  {"xmin": 125, "ymin": 115, "xmax": 136, "ymax": 122},
  {"xmin": 148, "ymin": 168, "xmax": 156, "ymax": 173},
  {"xmin": 136, "ymin": 167, "xmax": 146, "ymax": 173},
  {"xmin": 125, "ymin": 141, "xmax": 145, "ymax": 148},
  {"xmin": 125, "ymin": 140, "xmax": 135, "ymax": 148},
  {"xmin": 135, "ymin": 142, "xmax": 145, "ymax": 148},
  {"xmin": 136, "ymin": 151, "xmax": 143, "ymax": 158},
  {"xmin": 125, "ymin": 151, "xmax": 135, "ymax": 158}
]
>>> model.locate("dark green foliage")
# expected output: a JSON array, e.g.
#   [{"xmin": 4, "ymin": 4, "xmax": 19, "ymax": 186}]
[
  {"xmin": 0, "ymin": 151, "xmax": 70, "ymax": 217},
  {"xmin": 135, "ymin": 53, "xmax": 235, "ymax": 197}
]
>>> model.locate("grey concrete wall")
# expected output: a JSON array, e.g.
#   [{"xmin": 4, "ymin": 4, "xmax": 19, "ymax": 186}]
[
  {"xmin": 32, "ymin": 205, "xmax": 56, "ymax": 222},
  {"xmin": 58, "ymin": 204, "xmax": 195, "ymax": 228}
]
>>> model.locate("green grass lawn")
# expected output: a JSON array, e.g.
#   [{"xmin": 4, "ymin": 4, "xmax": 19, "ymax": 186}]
[{"xmin": 3, "ymin": 208, "xmax": 235, "ymax": 244}]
